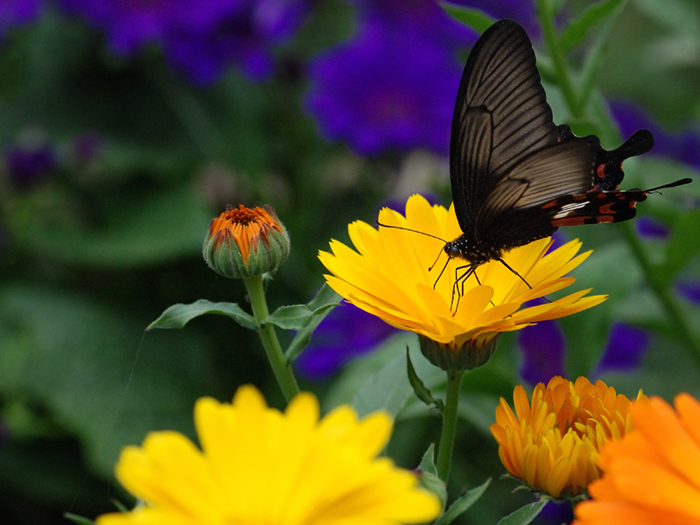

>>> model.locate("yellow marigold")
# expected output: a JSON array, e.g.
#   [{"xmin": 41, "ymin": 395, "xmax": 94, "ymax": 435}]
[
  {"xmin": 490, "ymin": 376, "xmax": 648, "ymax": 498},
  {"xmin": 96, "ymin": 385, "xmax": 441, "ymax": 525},
  {"xmin": 319, "ymin": 194, "xmax": 605, "ymax": 370},
  {"xmin": 203, "ymin": 204, "xmax": 290, "ymax": 279},
  {"xmin": 574, "ymin": 393, "xmax": 700, "ymax": 524}
]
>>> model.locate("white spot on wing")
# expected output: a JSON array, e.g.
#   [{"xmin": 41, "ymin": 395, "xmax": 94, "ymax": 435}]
[{"xmin": 553, "ymin": 201, "xmax": 589, "ymax": 219}]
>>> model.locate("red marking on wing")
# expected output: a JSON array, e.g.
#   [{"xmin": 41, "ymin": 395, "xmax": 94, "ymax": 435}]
[{"xmin": 551, "ymin": 217, "xmax": 588, "ymax": 227}]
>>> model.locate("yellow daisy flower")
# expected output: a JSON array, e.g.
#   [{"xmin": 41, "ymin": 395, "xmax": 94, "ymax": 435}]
[
  {"xmin": 96, "ymin": 385, "xmax": 441, "ymax": 525},
  {"xmin": 574, "ymin": 393, "xmax": 700, "ymax": 524},
  {"xmin": 319, "ymin": 194, "xmax": 606, "ymax": 370},
  {"xmin": 490, "ymin": 376, "xmax": 648, "ymax": 498}
]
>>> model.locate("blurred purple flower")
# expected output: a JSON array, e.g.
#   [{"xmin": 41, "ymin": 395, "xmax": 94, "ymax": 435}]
[
  {"xmin": 594, "ymin": 322, "xmax": 649, "ymax": 376},
  {"xmin": 610, "ymin": 99, "xmax": 700, "ymax": 171},
  {"xmin": 71, "ymin": 132, "xmax": 102, "ymax": 164},
  {"xmin": 165, "ymin": 0, "xmax": 308, "ymax": 84},
  {"xmin": 295, "ymin": 301, "xmax": 397, "ymax": 381},
  {"xmin": 635, "ymin": 215, "xmax": 670, "ymax": 240},
  {"xmin": 4, "ymin": 140, "xmax": 57, "ymax": 189},
  {"xmin": 517, "ymin": 320, "xmax": 566, "ymax": 385},
  {"xmin": 0, "ymin": 0, "xmax": 40, "ymax": 40},
  {"xmin": 57, "ymin": 0, "xmax": 308, "ymax": 84},
  {"xmin": 57, "ymin": 0, "xmax": 233, "ymax": 55},
  {"xmin": 348, "ymin": 0, "xmax": 538, "ymax": 43},
  {"xmin": 677, "ymin": 281, "xmax": 700, "ymax": 305},
  {"xmin": 305, "ymin": 22, "xmax": 461, "ymax": 155},
  {"xmin": 538, "ymin": 500, "xmax": 574, "ymax": 525}
]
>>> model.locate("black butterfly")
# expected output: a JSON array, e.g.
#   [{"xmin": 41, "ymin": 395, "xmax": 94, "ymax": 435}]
[{"xmin": 443, "ymin": 18, "xmax": 691, "ymax": 300}]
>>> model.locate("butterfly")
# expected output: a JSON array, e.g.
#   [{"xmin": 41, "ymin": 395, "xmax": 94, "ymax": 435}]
[{"xmin": 443, "ymin": 18, "xmax": 691, "ymax": 302}]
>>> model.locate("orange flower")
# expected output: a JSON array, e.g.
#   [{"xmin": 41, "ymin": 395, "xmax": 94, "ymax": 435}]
[
  {"xmin": 203, "ymin": 204, "xmax": 290, "ymax": 279},
  {"xmin": 574, "ymin": 393, "xmax": 700, "ymax": 524},
  {"xmin": 490, "ymin": 376, "xmax": 647, "ymax": 498}
]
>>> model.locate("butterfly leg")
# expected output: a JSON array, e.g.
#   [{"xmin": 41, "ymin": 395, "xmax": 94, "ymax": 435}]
[
  {"xmin": 497, "ymin": 258, "xmax": 532, "ymax": 289},
  {"xmin": 450, "ymin": 264, "xmax": 476, "ymax": 313}
]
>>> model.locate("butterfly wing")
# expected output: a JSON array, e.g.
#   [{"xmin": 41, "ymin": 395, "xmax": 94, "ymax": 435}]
[{"xmin": 450, "ymin": 19, "xmax": 561, "ymax": 234}]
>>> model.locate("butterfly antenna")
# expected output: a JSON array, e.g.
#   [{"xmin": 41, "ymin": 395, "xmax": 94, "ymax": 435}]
[
  {"xmin": 375, "ymin": 220, "xmax": 448, "ymax": 244},
  {"xmin": 428, "ymin": 248, "xmax": 444, "ymax": 271}
]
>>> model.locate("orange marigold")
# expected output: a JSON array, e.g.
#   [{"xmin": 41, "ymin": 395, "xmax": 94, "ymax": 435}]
[
  {"xmin": 574, "ymin": 393, "xmax": 700, "ymax": 524},
  {"xmin": 490, "ymin": 376, "xmax": 647, "ymax": 498}
]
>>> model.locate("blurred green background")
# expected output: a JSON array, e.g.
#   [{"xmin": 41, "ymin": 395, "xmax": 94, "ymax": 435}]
[{"xmin": 0, "ymin": 0, "xmax": 699, "ymax": 523}]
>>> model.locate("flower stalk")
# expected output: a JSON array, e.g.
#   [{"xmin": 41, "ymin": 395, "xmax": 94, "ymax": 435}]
[
  {"xmin": 244, "ymin": 273, "xmax": 300, "ymax": 402},
  {"xmin": 436, "ymin": 369, "xmax": 465, "ymax": 481}
]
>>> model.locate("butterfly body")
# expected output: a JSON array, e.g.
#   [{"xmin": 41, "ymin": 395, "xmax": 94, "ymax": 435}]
[{"xmin": 446, "ymin": 19, "xmax": 691, "ymax": 278}]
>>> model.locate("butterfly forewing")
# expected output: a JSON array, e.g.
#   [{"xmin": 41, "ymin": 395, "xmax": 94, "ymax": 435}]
[{"xmin": 450, "ymin": 19, "xmax": 559, "ymax": 233}]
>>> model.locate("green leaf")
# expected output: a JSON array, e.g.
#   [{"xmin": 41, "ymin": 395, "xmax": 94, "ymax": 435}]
[
  {"xmin": 407, "ymin": 349, "xmax": 445, "ymax": 413},
  {"xmin": 308, "ymin": 282, "xmax": 343, "ymax": 311},
  {"xmin": 265, "ymin": 305, "xmax": 314, "ymax": 330},
  {"xmin": 575, "ymin": 4, "xmax": 625, "ymax": 110},
  {"xmin": 559, "ymin": 0, "xmax": 623, "ymax": 52},
  {"xmin": 418, "ymin": 443, "xmax": 438, "ymax": 476},
  {"xmin": 284, "ymin": 284, "xmax": 342, "ymax": 362},
  {"xmin": 147, "ymin": 299, "xmax": 257, "ymax": 331},
  {"xmin": 433, "ymin": 478, "xmax": 491, "ymax": 525},
  {"xmin": 658, "ymin": 209, "xmax": 700, "ymax": 287},
  {"xmin": 416, "ymin": 444, "xmax": 447, "ymax": 510},
  {"xmin": 63, "ymin": 514, "xmax": 94, "ymax": 525},
  {"xmin": 496, "ymin": 499, "xmax": 548, "ymax": 525},
  {"xmin": 352, "ymin": 352, "xmax": 414, "ymax": 418},
  {"xmin": 441, "ymin": 3, "xmax": 496, "ymax": 34},
  {"xmin": 634, "ymin": 0, "xmax": 700, "ymax": 36}
]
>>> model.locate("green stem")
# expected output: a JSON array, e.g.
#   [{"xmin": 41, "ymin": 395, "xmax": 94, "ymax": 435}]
[
  {"xmin": 436, "ymin": 369, "xmax": 466, "ymax": 481},
  {"xmin": 621, "ymin": 223, "xmax": 700, "ymax": 369},
  {"xmin": 535, "ymin": 0, "xmax": 581, "ymax": 117},
  {"xmin": 244, "ymin": 274, "xmax": 300, "ymax": 403}
]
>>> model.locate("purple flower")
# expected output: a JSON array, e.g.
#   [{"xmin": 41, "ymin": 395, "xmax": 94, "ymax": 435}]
[
  {"xmin": 305, "ymin": 22, "xmax": 461, "ymax": 155},
  {"xmin": 517, "ymin": 320, "xmax": 566, "ymax": 385},
  {"xmin": 610, "ymin": 99, "xmax": 700, "ymax": 171},
  {"xmin": 57, "ymin": 0, "xmax": 233, "ymax": 55},
  {"xmin": 165, "ymin": 0, "xmax": 308, "ymax": 84},
  {"xmin": 348, "ymin": 0, "xmax": 538, "ymax": 44},
  {"xmin": 4, "ymin": 140, "xmax": 57, "ymax": 189},
  {"xmin": 595, "ymin": 322, "xmax": 649, "ymax": 375},
  {"xmin": 295, "ymin": 301, "xmax": 397, "ymax": 381},
  {"xmin": 635, "ymin": 215, "xmax": 670, "ymax": 240},
  {"xmin": 677, "ymin": 281, "xmax": 700, "ymax": 305},
  {"xmin": 0, "ymin": 0, "xmax": 40, "ymax": 40},
  {"xmin": 57, "ymin": 0, "xmax": 308, "ymax": 84}
]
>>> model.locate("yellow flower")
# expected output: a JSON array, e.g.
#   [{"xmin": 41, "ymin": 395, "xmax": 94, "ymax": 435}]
[
  {"xmin": 574, "ymin": 393, "xmax": 700, "ymax": 524},
  {"xmin": 319, "ymin": 194, "xmax": 605, "ymax": 370},
  {"xmin": 96, "ymin": 385, "xmax": 441, "ymax": 525},
  {"xmin": 490, "ymin": 376, "xmax": 648, "ymax": 498},
  {"xmin": 203, "ymin": 204, "xmax": 290, "ymax": 279}
]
